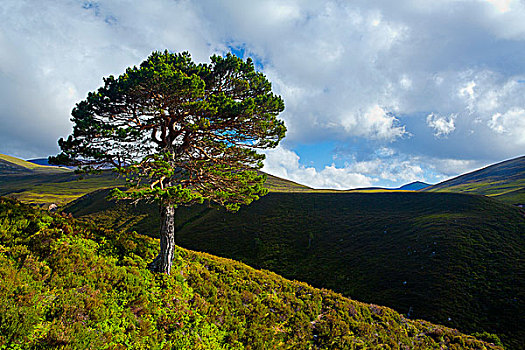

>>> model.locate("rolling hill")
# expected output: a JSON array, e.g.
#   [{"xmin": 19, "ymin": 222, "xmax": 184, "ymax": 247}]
[
  {"xmin": 0, "ymin": 197, "xmax": 502, "ymax": 349},
  {"xmin": 0, "ymin": 153, "xmax": 114, "ymax": 207},
  {"xmin": 424, "ymin": 156, "xmax": 525, "ymax": 204},
  {"xmin": 65, "ymin": 190, "xmax": 525, "ymax": 349},
  {"xmin": 0, "ymin": 154, "xmax": 313, "ymax": 207},
  {"xmin": 0, "ymin": 153, "xmax": 69, "ymax": 176},
  {"xmin": 0, "ymin": 155, "xmax": 124, "ymax": 208}
]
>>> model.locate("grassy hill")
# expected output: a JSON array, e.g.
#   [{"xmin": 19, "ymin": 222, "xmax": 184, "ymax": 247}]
[
  {"xmin": 0, "ymin": 170, "xmax": 124, "ymax": 208},
  {"xmin": 0, "ymin": 197, "xmax": 503, "ymax": 349},
  {"xmin": 261, "ymin": 172, "xmax": 314, "ymax": 192},
  {"xmin": 0, "ymin": 154, "xmax": 69, "ymax": 176},
  {"xmin": 66, "ymin": 191, "xmax": 525, "ymax": 349},
  {"xmin": 3, "ymin": 153, "xmax": 524, "ymax": 206},
  {"xmin": 0, "ymin": 155, "xmax": 313, "ymax": 208},
  {"xmin": 0, "ymin": 154, "xmax": 127, "ymax": 208},
  {"xmin": 424, "ymin": 156, "xmax": 525, "ymax": 204},
  {"xmin": 0, "ymin": 171, "xmax": 309, "ymax": 209}
]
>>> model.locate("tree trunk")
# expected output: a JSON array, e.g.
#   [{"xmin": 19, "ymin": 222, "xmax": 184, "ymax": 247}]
[{"xmin": 148, "ymin": 204, "xmax": 176, "ymax": 274}]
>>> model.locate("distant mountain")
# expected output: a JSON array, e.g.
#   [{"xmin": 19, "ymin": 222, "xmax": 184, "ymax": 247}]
[
  {"xmin": 27, "ymin": 157, "xmax": 77, "ymax": 169},
  {"xmin": 26, "ymin": 158, "xmax": 52, "ymax": 166},
  {"xmin": 397, "ymin": 181, "xmax": 431, "ymax": 191},
  {"xmin": 424, "ymin": 155, "xmax": 525, "ymax": 204},
  {"xmin": 0, "ymin": 154, "xmax": 120, "ymax": 207},
  {"xmin": 0, "ymin": 153, "xmax": 70, "ymax": 176},
  {"xmin": 349, "ymin": 181, "xmax": 431, "ymax": 192}
]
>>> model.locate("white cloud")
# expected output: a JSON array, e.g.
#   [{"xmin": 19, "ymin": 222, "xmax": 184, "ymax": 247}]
[
  {"xmin": 475, "ymin": 78, "xmax": 521, "ymax": 113},
  {"xmin": 458, "ymin": 81, "xmax": 476, "ymax": 112},
  {"xmin": 488, "ymin": 108, "xmax": 525, "ymax": 144},
  {"xmin": 264, "ymin": 146, "xmax": 428, "ymax": 189},
  {"xmin": 341, "ymin": 105, "xmax": 407, "ymax": 141},
  {"xmin": 263, "ymin": 146, "xmax": 373, "ymax": 189},
  {"xmin": 427, "ymin": 157, "xmax": 483, "ymax": 176},
  {"xmin": 375, "ymin": 147, "xmax": 396, "ymax": 157},
  {"xmin": 485, "ymin": 0, "xmax": 512, "ymax": 13},
  {"xmin": 489, "ymin": 113, "xmax": 505, "ymax": 133},
  {"xmin": 482, "ymin": 0, "xmax": 525, "ymax": 39},
  {"xmin": 379, "ymin": 161, "xmax": 424, "ymax": 183},
  {"xmin": 348, "ymin": 157, "xmax": 424, "ymax": 183},
  {"xmin": 399, "ymin": 75, "xmax": 413, "ymax": 90},
  {"xmin": 459, "ymin": 81, "xmax": 476, "ymax": 101},
  {"xmin": 0, "ymin": 0, "xmax": 222, "ymax": 157},
  {"xmin": 426, "ymin": 113, "xmax": 457, "ymax": 137}
]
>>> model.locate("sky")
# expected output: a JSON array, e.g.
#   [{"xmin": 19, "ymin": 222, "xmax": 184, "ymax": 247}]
[{"xmin": 1, "ymin": 0, "xmax": 524, "ymax": 189}]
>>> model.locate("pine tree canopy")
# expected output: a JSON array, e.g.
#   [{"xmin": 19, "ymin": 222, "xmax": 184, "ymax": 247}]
[{"xmin": 51, "ymin": 51, "xmax": 286, "ymax": 211}]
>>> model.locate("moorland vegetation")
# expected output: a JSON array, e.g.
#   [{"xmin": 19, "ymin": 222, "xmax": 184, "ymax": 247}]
[
  {"xmin": 65, "ymin": 190, "xmax": 524, "ymax": 349},
  {"xmin": 0, "ymin": 197, "xmax": 504, "ymax": 349}
]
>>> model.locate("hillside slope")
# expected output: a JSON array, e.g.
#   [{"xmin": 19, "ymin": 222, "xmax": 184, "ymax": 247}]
[
  {"xmin": 0, "ymin": 154, "xmax": 69, "ymax": 176},
  {"xmin": 0, "ymin": 170, "xmax": 124, "ymax": 208},
  {"xmin": 263, "ymin": 172, "xmax": 314, "ymax": 192},
  {"xmin": 66, "ymin": 191, "xmax": 525, "ymax": 349},
  {"xmin": 0, "ymin": 197, "xmax": 502, "ymax": 349},
  {"xmin": 0, "ymin": 154, "xmax": 127, "ymax": 207},
  {"xmin": 424, "ymin": 156, "xmax": 525, "ymax": 204},
  {"xmin": 0, "ymin": 155, "xmax": 312, "ymax": 207}
]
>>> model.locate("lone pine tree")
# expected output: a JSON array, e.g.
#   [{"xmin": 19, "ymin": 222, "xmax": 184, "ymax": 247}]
[{"xmin": 51, "ymin": 51, "xmax": 286, "ymax": 274}]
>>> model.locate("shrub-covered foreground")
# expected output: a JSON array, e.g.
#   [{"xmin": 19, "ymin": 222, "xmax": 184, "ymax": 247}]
[
  {"xmin": 0, "ymin": 198, "xmax": 502, "ymax": 349},
  {"xmin": 66, "ymin": 191, "xmax": 523, "ymax": 349}
]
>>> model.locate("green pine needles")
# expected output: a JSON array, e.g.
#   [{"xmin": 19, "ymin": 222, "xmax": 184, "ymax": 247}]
[{"xmin": 51, "ymin": 51, "xmax": 286, "ymax": 273}]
